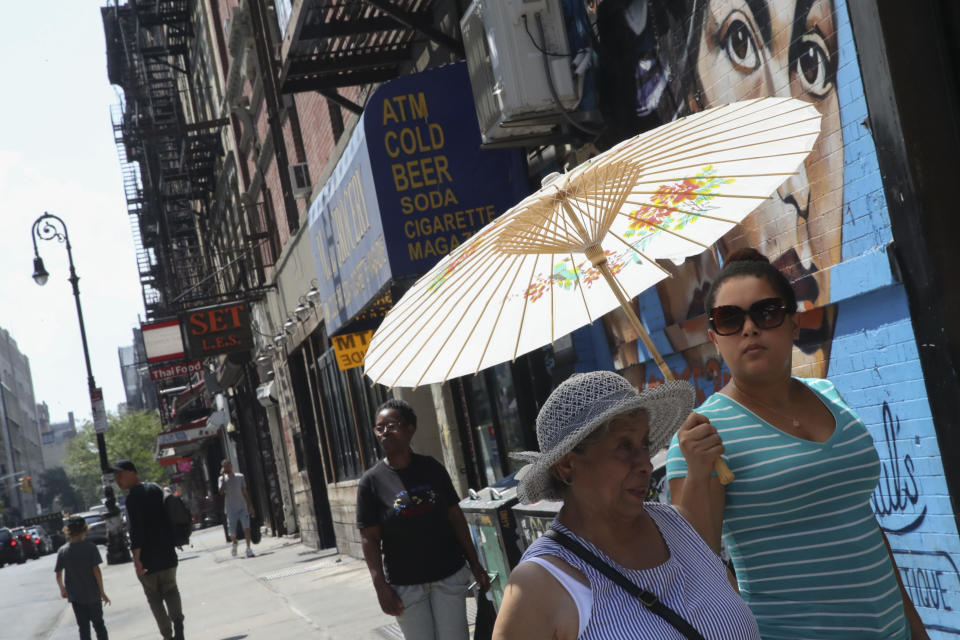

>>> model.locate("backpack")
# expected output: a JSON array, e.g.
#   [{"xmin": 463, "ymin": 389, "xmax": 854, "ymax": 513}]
[{"xmin": 160, "ymin": 486, "xmax": 192, "ymax": 548}]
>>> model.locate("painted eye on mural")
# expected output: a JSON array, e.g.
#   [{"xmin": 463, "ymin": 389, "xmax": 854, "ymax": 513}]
[
  {"xmin": 792, "ymin": 35, "xmax": 835, "ymax": 98},
  {"xmin": 721, "ymin": 17, "xmax": 760, "ymax": 73}
]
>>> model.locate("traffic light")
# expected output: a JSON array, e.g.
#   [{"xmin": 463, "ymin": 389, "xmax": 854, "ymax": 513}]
[
  {"xmin": 17, "ymin": 476, "xmax": 32, "ymax": 494},
  {"xmin": 24, "ymin": 477, "xmax": 32, "ymax": 494}
]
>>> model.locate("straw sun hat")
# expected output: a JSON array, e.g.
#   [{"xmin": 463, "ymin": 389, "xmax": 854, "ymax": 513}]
[{"xmin": 511, "ymin": 371, "xmax": 695, "ymax": 503}]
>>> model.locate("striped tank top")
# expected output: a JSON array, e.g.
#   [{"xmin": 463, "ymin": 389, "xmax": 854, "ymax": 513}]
[
  {"xmin": 666, "ymin": 378, "xmax": 909, "ymax": 639},
  {"xmin": 520, "ymin": 502, "xmax": 759, "ymax": 639}
]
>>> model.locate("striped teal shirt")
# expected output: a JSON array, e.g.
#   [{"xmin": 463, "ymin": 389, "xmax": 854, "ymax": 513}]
[{"xmin": 666, "ymin": 378, "xmax": 909, "ymax": 639}]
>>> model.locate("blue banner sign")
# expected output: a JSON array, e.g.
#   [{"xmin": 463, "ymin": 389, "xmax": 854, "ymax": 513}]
[{"xmin": 308, "ymin": 62, "xmax": 527, "ymax": 335}]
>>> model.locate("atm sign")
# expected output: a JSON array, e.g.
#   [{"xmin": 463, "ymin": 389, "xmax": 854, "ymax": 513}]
[
  {"xmin": 180, "ymin": 302, "xmax": 252, "ymax": 359},
  {"xmin": 331, "ymin": 330, "xmax": 375, "ymax": 371}
]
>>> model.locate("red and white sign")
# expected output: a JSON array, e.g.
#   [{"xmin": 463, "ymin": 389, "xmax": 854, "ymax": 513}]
[
  {"xmin": 149, "ymin": 360, "xmax": 203, "ymax": 382},
  {"xmin": 143, "ymin": 319, "xmax": 186, "ymax": 363}
]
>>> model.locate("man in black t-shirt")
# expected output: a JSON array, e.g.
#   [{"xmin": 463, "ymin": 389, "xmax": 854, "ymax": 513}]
[
  {"xmin": 111, "ymin": 459, "xmax": 184, "ymax": 640},
  {"xmin": 357, "ymin": 399, "xmax": 489, "ymax": 640}
]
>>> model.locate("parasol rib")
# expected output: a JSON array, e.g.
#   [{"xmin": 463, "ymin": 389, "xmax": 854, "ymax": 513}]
[
  {"xmin": 411, "ymin": 254, "xmax": 525, "ymax": 388},
  {"xmin": 372, "ymin": 243, "xmax": 512, "ymax": 384},
  {"xmin": 474, "ymin": 253, "xmax": 530, "ymax": 376},
  {"xmin": 365, "ymin": 227, "xmax": 516, "ymax": 362},
  {"xmin": 614, "ymin": 127, "xmax": 821, "ymax": 174},
  {"xmin": 550, "ymin": 253, "xmax": 555, "ymax": 345},
  {"xmin": 570, "ymin": 251, "xmax": 594, "ymax": 325},
  {"xmin": 606, "ymin": 101, "xmax": 816, "ymax": 168},
  {"xmin": 512, "ymin": 256, "xmax": 543, "ymax": 362},
  {"xmin": 600, "ymin": 99, "xmax": 764, "ymax": 164},
  {"xmin": 441, "ymin": 255, "xmax": 523, "ymax": 382},
  {"xmin": 608, "ymin": 113, "xmax": 820, "ymax": 168}
]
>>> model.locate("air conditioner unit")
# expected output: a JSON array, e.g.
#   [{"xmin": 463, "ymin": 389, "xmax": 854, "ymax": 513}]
[
  {"xmin": 461, "ymin": 0, "xmax": 589, "ymax": 146},
  {"xmin": 289, "ymin": 162, "xmax": 312, "ymax": 198}
]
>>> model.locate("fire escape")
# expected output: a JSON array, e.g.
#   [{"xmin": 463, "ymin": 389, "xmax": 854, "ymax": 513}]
[
  {"xmin": 103, "ymin": 0, "xmax": 227, "ymax": 320},
  {"xmin": 279, "ymin": 0, "xmax": 463, "ymax": 95}
]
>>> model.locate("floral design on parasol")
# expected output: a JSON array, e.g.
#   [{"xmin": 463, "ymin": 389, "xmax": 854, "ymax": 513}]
[{"xmin": 364, "ymin": 98, "xmax": 822, "ymax": 482}]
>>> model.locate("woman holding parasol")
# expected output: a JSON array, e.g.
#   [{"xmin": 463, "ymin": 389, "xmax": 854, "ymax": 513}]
[{"xmin": 667, "ymin": 248, "xmax": 929, "ymax": 639}]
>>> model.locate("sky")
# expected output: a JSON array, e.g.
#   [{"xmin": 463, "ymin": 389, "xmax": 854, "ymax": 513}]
[{"xmin": 0, "ymin": 2, "xmax": 144, "ymax": 425}]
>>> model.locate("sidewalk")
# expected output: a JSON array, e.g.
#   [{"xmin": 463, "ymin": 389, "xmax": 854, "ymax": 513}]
[{"xmin": 48, "ymin": 525, "xmax": 470, "ymax": 639}]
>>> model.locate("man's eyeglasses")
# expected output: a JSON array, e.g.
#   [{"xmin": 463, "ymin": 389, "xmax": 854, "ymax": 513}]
[
  {"xmin": 709, "ymin": 298, "xmax": 789, "ymax": 336},
  {"xmin": 373, "ymin": 421, "xmax": 404, "ymax": 435}
]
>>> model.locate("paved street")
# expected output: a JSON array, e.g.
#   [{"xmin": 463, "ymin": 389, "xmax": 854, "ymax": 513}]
[{"xmin": 0, "ymin": 526, "xmax": 461, "ymax": 639}]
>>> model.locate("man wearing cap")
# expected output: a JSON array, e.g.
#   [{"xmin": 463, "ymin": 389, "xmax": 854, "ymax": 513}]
[{"xmin": 111, "ymin": 459, "xmax": 184, "ymax": 640}]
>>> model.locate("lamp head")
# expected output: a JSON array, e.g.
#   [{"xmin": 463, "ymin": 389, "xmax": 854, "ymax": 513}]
[
  {"xmin": 32, "ymin": 257, "xmax": 49, "ymax": 286},
  {"xmin": 294, "ymin": 301, "xmax": 314, "ymax": 321}
]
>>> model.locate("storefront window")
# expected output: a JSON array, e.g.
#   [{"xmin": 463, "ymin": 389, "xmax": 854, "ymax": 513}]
[
  {"xmin": 463, "ymin": 372, "xmax": 502, "ymax": 486},
  {"xmin": 455, "ymin": 351, "xmax": 556, "ymax": 490},
  {"xmin": 314, "ymin": 348, "xmax": 386, "ymax": 481},
  {"xmin": 489, "ymin": 364, "xmax": 529, "ymax": 475}
]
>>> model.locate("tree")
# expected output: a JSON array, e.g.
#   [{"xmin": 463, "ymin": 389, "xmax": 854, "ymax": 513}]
[
  {"xmin": 36, "ymin": 467, "xmax": 84, "ymax": 513},
  {"xmin": 64, "ymin": 410, "xmax": 169, "ymax": 508}
]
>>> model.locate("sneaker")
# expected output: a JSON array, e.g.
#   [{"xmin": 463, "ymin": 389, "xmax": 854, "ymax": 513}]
[
  {"xmin": 231, "ymin": 542, "xmax": 238, "ymax": 557},
  {"xmin": 246, "ymin": 547, "xmax": 254, "ymax": 558}
]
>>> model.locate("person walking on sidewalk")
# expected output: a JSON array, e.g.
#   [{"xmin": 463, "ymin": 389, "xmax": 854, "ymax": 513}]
[
  {"xmin": 55, "ymin": 515, "xmax": 111, "ymax": 640},
  {"xmin": 358, "ymin": 399, "xmax": 491, "ymax": 640},
  {"xmin": 111, "ymin": 459, "xmax": 185, "ymax": 640},
  {"xmin": 218, "ymin": 460, "xmax": 256, "ymax": 558}
]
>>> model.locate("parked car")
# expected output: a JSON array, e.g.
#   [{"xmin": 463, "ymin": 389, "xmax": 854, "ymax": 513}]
[
  {"xmin": 10, "ymin": 527, "xmax": 40, "ymax": 560},
  {"xmin": 0, "ymin": 527, "xmax": 25, "ymax": 566},
  {"xmin": 73, "ymin": 512, "xmax": 108, "ymax": 546},
  {"xmin": 27, "ymin": 527, "xmax": 53, "ymax": 555}
]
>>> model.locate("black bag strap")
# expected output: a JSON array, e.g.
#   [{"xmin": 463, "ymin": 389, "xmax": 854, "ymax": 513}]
[{"xmin": 543, "ymin": 528, "xmax": 706, "ymax": 640}]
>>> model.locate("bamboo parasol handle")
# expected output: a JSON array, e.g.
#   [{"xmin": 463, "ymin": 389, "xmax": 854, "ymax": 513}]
[{"xmin": 594, "ymin": 259, "xmax": 735, "ymax": 485}]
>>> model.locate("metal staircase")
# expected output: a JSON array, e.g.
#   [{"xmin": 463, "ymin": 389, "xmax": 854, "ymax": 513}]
[{"xmin": 103, "ymin": 0, "xmax": 227, "ymax": 319}]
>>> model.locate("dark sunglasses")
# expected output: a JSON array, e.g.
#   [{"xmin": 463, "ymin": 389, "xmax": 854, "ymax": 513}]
[{"xmin": 709, "ymin": 298, "xmax": 789, "ymax": 336}]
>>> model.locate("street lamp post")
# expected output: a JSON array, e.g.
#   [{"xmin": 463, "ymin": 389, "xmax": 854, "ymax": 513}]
[
  {"xmin": 30, "ymin": 212, "xmax": 110, "ymax": 475},
  {"xmin": 31, "ymin": 212, "xmax": 130, "ymax": 563}
]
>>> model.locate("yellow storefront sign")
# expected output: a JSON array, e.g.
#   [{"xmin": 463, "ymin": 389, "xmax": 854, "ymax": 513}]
[{"xmin": 331, "ymin": 330, "xmax": 375, "ymax": 371}]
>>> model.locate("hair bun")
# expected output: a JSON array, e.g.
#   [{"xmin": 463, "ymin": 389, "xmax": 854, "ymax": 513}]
[{"xmin": 725, "ymin": 247, "xmax": 770, "ymax": 264}]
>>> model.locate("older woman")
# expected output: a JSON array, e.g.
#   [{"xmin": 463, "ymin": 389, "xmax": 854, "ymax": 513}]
[
  {"xmin": 667, "ymin": 248, "xmax": 929, "ymax": 639},
  {"xmin": 494, "ymin": 371, "xmax": 759, "ymax": 640},
  {"xmin": 357, "ymin": 398, "xmax": 490, "ymax": 640}
]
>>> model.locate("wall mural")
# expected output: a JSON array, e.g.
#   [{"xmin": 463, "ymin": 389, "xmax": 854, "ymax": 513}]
[{"xmin": 599, "ymin": 0, "xmax": 960, "ymax": 633}]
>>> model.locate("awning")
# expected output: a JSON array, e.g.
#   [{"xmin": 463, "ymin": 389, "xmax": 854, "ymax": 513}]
[
  {"xmin": 307, "ymin": 62, "xmax": 528, "ymax": 336},
  {"xmin": 215, "ymin": 351, "xmax": 249, "ymax": 389},
  {"xmin": 170, "ymin": 379, "xmax": 205, "ymax": 418},
  {"xmin": 157, "ymin": 455, "xmax": 191, "ymax": 467},
  {"xmin": 156, "ymin": 418, "xmax": 219, "ymax": 449}
]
